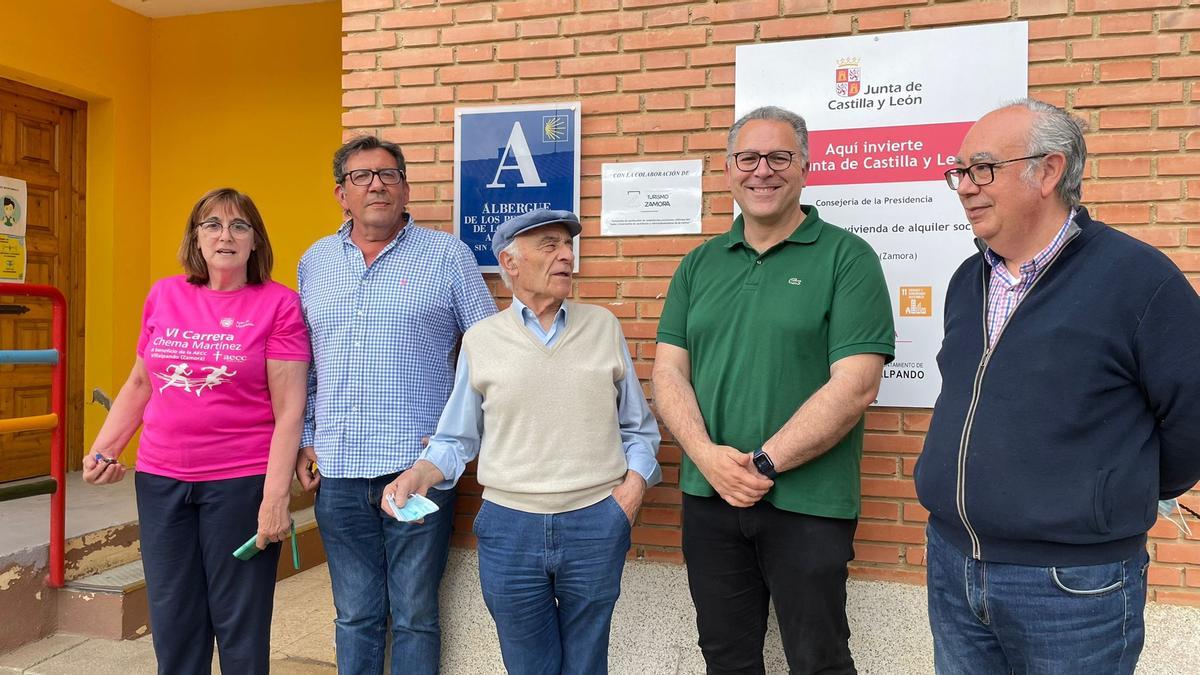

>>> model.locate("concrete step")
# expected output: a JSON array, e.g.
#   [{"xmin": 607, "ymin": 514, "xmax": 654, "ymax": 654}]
[
  {"xmin": 49, "ymin": 506, "xmax": 324, "ymax": 643},
  {"xmin": 58, "ymin": 560, "xmax": 150, "ymax": 641},
  {"xmin": 67, "ymin": 559, "xmax": 145, "ymax": 594},
  {"xmin": 0, "ymin": 480, "xmax": 325, "ymax": 656},
  {"xmin": 0, "ymin": 518, "xmax": 139, "ymax": 653}
]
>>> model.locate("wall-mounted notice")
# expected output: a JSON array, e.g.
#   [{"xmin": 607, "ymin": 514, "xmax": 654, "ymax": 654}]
[
  {"xmin": 601, "ymin": 160, "xmax": 702, "ymax": 236},
  {"xmin": 736, "ymin": 21, "xmax": 1028, "ymax": 407},
  {"xmin": 454, "ymin": 102, "xmax": 581, "ymax": 272},
  {"xmin": 0, "ymin": 176, "xmax": 28, "ymax": 283}
]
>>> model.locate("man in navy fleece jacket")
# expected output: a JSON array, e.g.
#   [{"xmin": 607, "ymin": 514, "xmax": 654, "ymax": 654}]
[{"xmin": 914, "ymin": 99, "xmax": 1200, "ymax": 675}]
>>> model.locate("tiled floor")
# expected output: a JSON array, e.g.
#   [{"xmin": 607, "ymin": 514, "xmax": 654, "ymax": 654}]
[{"xmin": 3, "ymin": 548, "xmax": 1198, "ymax": 674}]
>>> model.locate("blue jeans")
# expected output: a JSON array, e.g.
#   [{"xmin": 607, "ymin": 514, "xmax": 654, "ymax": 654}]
[
  {"xmin": 315, "ymin": 475, "xmax": 456, "ymax": 675},
  {"xmin": 926, "ymin": 523, "xmax": 1148, "ymax": 675},
  {"xmin": 474, "ymin": 497, "xmax": 631, "ymax": 675}
]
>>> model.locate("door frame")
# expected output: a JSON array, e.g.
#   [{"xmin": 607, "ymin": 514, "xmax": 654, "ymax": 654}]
[{"xmin": 0, "ymin": 77, "xmax": 87, "ymax": 470}]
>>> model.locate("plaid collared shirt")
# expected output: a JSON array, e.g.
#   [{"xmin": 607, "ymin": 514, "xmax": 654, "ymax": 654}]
[
  {"xmin": 298, "ymin": 218, "xmax": 496, "ymax": 478},
  {"xmin": 983, "ymin": 209, "xmax": 1076, "ymax": 349}
]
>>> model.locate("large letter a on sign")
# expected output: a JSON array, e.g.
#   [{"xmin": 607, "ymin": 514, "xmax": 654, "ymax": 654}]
[{"xmin": 486, "ymin": 122, "xmax": 547, "ymax": 188}]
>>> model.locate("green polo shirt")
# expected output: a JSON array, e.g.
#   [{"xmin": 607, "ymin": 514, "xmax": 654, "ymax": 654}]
[{"xmin": 657, "ymin": 206, "xmax": 894, "ymax": 518}]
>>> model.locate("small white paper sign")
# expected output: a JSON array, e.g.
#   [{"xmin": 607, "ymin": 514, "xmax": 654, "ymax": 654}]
[
  {"xmin": 601, "ymin": 160, "xmax": 702, "ymax": 236},
  {"xmin": 0, "ymin": 176, "xmax": 28, "ymax": 283}
]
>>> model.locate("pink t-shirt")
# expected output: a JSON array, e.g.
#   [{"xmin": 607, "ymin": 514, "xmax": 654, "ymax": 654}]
[{"xmin": 136, "ymin": 276, "xmax": 310, "ymax": 481}]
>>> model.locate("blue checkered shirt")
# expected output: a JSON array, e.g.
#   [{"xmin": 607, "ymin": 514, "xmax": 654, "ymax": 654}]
[
  {"xmin": 983, "ymin": 209, "xmax": 1076, "ymax": 349},
  {"xmin": 298, "ymin": 218, "xmax": 496, "ymax": 478}
]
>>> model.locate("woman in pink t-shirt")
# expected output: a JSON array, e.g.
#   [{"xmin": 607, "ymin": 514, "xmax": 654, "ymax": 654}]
[{"xmin": 83, "ymin": 188, "xmax": 310, "ymax": 675}]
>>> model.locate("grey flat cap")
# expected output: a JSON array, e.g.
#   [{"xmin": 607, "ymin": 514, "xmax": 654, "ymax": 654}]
[{"xmin": 491, "ymin": 208, "xmax": 582, "ymax": 258}]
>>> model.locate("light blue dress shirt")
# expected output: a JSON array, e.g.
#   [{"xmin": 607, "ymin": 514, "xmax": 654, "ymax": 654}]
[
  {"xmin": 298, "ymin": 218, "xmax": 496, "ymax": 478},
  {"xmin": 421, "ymin": 297, "xmax": 662, "ymax": 491}
]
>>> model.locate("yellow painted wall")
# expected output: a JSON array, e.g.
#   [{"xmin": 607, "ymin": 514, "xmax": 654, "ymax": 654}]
[
  {"xmin": 0, "ymin": 0, "xmax": 152, "ymax": 454},
  {"xmin": 1, "ymin": 0, "xmax": 341, "ymax": 462},
  {"xmin": 150, "ymin": 2, "xmax": 343, "ymax": 287}
]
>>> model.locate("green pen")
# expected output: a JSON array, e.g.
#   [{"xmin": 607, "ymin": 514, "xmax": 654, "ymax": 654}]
[{"xmin": 290, "ymin": 520, "xmax": 300, "ymax": 570}]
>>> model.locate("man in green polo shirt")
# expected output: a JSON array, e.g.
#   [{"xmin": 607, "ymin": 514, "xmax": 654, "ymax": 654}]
[{"xmin": 653, "ymin": 106, "xmax": 894, "ymax": 674}]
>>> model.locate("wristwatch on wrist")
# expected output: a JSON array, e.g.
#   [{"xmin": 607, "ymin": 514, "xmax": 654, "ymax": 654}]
[{"xmin": 752, "ymin": 448, "xmax": 778, "ymax": 479}]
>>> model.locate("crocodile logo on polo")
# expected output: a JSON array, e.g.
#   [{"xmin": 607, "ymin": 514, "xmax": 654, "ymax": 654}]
[{"xmin": 788, "ymin": 278, "xmax": 803, "ymax": 286}]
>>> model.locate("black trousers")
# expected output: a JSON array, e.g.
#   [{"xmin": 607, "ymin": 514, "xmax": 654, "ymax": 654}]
[
  {"xmin": 136, "ymin": 472, "xmax": 282, "ymax": 675},
  {"xmin": 682, "ymin": 493, "xmax": 858, "ymax": 675}
]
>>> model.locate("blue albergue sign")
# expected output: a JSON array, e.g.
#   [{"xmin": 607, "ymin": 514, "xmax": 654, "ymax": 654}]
[{"xmin": 454, "ymin": 102, "xmax": 581, "ymax": 271}]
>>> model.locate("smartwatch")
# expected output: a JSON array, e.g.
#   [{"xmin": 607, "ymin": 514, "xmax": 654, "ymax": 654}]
[{"xmin": 752, "ymin": 448, "xmax": 778, "ymax": 479}]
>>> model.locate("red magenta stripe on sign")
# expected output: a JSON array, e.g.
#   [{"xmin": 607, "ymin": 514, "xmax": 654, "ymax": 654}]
[{"xmin": 805, "ymin": 121, "xmax": 974, "ymax": 186}]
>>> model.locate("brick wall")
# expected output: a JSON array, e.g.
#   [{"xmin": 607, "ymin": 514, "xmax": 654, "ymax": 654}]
[{"xmin": 339, "ymin": 0, "xmax": 1200, "ymax": 605}]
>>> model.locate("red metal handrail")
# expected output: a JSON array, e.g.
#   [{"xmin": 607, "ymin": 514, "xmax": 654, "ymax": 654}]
[{"xmin": 1, "ymin": 283, "xmax": 67, "ymax": 588}]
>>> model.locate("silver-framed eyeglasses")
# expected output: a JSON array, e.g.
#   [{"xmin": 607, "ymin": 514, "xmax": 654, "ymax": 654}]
[
  {"xmin": 729, "ymin": 151, "xmax": 797, "ymax": 173},
  {"xmin": 197, "ymin": 219, "xmax": 254, "ymax": 238},
  {"xmin": 944, "ymin": 154, "xmax": 1048, "ymax": 190},
  {"xmin": 342, "ymin": 168, "xmax": 405, "ymax": 186}
]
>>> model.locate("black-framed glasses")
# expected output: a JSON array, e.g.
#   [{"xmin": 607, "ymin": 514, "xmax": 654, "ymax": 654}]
[
  {"xmin": 342, "ymin": 168, "xmax": 405, "ymax": 186},
  {"xmin": 729, "ymin": 151, "xmax": 796, "ymax": 173},
  {"xmin": 197, "ymin": 219, "xmax": 253, "ymax": 238},
  {"xmin": 944, "ymin": 154, "xmax": 1048, "ymax": 190}
]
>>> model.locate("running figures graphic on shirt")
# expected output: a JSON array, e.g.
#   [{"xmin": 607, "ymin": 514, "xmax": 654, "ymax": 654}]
[{"xmin": 155, "ymin": 362, "xmax": 238, "ymax": 396}]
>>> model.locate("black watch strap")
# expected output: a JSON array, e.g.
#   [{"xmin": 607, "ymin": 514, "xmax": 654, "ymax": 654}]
[{"xmin": 752, "ymin": 448, "xmax": 778, "ymax": 479}]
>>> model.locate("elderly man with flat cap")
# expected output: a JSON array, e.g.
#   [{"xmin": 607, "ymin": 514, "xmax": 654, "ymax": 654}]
[{"xmin": 383, "ymin": 208, "xmax": 661, "ymax": 674}]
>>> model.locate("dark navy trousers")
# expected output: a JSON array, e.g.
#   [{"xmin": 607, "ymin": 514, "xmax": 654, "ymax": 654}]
[{"xmin": 136, "ymin": 471, "xmax": 281, "ymax": 675}]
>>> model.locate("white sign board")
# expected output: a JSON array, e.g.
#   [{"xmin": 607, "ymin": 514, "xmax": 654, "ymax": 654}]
[
  {"xmin": 0, "ymin": 176, "xmax": 28, "ymax": 283},
  {"xmin": 601, "ymin": 160, "xmax": 703, "ymax": 236},
  {"xmin": 736, "ymin": 22, "xmax": 1028, "ymax": 407}
]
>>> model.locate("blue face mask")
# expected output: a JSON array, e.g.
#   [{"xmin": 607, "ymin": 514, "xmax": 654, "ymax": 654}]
[
  {"xmin": 1158, "ymin": 499, "xmax": 1192, "ymax": 536},
  {"xmin": 386, "ymin": 492, "xmax": 440, "ymax": 522}
]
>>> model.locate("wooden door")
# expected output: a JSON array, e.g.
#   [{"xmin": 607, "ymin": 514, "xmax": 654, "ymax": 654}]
[{"xmin": 0, "ymin": 78, "xmax": 86, "ymax": 483}]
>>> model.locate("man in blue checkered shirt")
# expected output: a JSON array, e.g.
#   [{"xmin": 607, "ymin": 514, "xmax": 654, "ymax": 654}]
[{"xmin": 296, "ymin": 136, "xmax": 496, "ymax": 675}]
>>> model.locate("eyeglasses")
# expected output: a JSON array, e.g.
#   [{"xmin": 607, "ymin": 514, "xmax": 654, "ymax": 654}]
[
  {"xmin": 728, "ymin": 151, "xmax": 797, "ymax": 173},
  {"xmin": 342, "ymin": 168, "xmax": 405, "ymax": 186},
  {"xmin": 197, "ymin": 219, "xmax": 254, "ymax": 238},
  {"xmin": 944, "ymin": 154, "xmax": 1048, "ymax": 190}
]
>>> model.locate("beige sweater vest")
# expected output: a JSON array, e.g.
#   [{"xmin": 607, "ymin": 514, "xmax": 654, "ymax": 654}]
[{"xmin": 462, "ymin": 301, "xmax": 628, "ymax": 514}]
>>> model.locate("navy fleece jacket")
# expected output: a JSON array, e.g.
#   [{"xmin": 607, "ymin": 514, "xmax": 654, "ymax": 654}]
[{"xmin": 915, "ymin": 207, "xmax": 1200, "ymax": 567}]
